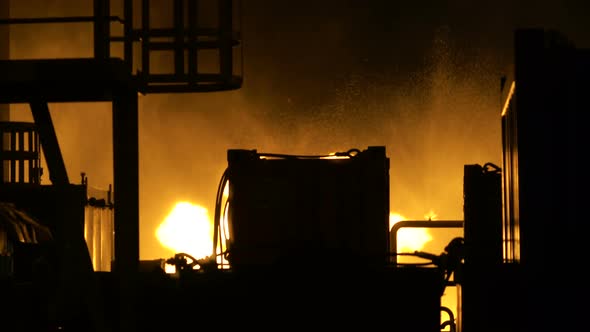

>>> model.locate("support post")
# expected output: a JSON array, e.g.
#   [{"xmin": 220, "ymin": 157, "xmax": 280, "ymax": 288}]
[
  {"xmin": 112, "ymin": 88, "xmax": 139, "ymax": 332},
  {"xmin": 173, "ymin": 0, "xmax": 184, "ymax": 76},
  {"xmin": 124, "ymin": 0, "xmax": 133, "ymax": 70},
  {"xmin": 0, "ymin": 0, "xmax": 9, "ymax": 182},
  {"xmin": 29, "ymin": 100, "xmax": 69, "ymax": 185},
  {"xmin": 219, "ymin": 0, "xmax": 233, "ymax": 83},
  {"xmin": 93, "ymin": 0, "xmax": 110, "ymax": 60}
]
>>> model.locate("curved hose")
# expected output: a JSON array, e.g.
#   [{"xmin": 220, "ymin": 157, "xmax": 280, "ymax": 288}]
[{"xmin": 213, "ymin": 168, "xmax": 229, "ymax": 263}]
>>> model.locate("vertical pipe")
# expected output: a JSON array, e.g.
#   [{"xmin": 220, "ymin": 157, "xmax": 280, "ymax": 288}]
[
  {"xmin": 173, "ymin": 0, "xmax": 184, "ymax": 76},
  {"xmin": 34, "ymin": 129, "xmax": 40, "ymax": 183},
  {"xmin": 93, "ymin": 0, "xmax": 111, "ymax": 60},
  {"xmin": 17, "ymin": 130, "xmax": 23, "ymax": 182},
  {"xmin": 102, "ymin": 207, "xmax": 114, "ymax": 271},
  {"xmin": 187, "ymin": 0, "xmax": 198, "ymax": 83},
  {"xmin": 112, "ymin": 88, "xmax": 139, "ymax": 332},
  {"xmin": 9, "ymin": 130, "xmax": 15, "ymax": 182},
  {"xmin": 0, "ymin": 0, "xmax": 8, "ymax": 182},
  {"xmin": 95, "ymin": 208, "xmax": 102, "ymax": 271},
  {"xmin": 124, "ymin": 0, "xmax": 133, "ymax": 69},
  {"xmin": 0, "ymin": 126, "xmax": 4, "ymax": 182},
  {"xmin": 218, "ymin": 0, "xmax": 233, "ymax": 83},
  {"xmin": 27, "ymin": 130, "xmax": 33, "ymax": 182},
  {"xmin": 141, "ymin": 0, "xmax": 150, "ymax": 78}
]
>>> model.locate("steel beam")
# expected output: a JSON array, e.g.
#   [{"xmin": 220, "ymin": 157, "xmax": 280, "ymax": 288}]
[
  {"xmin": 112, "ymin": 88, "xmax": 139, "ymax": 332},
  {"xmin": 29, "ymin": 100, "xmax": 69, "ymax": 185}
]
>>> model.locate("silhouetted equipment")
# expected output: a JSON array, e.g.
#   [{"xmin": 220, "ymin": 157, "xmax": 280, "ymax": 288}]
[
  {"xmin": 128, "ymin": 146, "xmax": 442, "ymax": 332},
  {"xmin": 460, "ymin": 29, "xmax": 590, "ymax": 332},
  {"xmin": 0, "ymin": 201, "xmax": 53, "ymax": 278},
  {"xmin": 224, "ymin": 147, "xmax": 390, "ymax": 269},
  {"xmin": 0, "ymin": 183, "xmax": 104, "ymax": 332},
  {"xmin": 461, "ymin": 162, "xmax": 507, "ymax": 332},
  {"xmin": 3, "ymin": 1, "xmax": 587, "ymax": 330},
  {"xmin": 498, "ymin": 28, "xmax": 590, "ymax": 332},
  {"xmin": 0, "ymin": 1, "xmax": 242, "ymax": 331}
]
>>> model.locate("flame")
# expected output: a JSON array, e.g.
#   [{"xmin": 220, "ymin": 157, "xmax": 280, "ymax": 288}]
[
  {"xmin": 424, "ymin": 209, "xmax": 438, "ymax": 221},
  {"xmin": 389, "ymin": 212, "xmax": 433, "ymax": 252},
  {"xmin": 155, "ymin": 201, "xmax": 214, "ymax": 271}
]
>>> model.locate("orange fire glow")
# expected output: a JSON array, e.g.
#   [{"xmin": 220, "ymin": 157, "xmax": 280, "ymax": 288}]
[
  {"xmin": 155, "ymin": 201, "xmax": 214, "ymax": 272},
  {"xmin": 390, "ymin": 212, "xmax": 433, "ymax": 252},
  {"xmin": 424, "ymin": 210, "xmax": 438, "ymax": 221}
]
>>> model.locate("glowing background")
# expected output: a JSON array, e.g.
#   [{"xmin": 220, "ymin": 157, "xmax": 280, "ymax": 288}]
[{"xmin": 5, "ymin": 0, "xmax": 589, "ymax": 262}]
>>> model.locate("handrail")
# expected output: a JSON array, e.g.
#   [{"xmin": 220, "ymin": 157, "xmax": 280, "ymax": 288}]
[
  {"xmin": 390, "ymin": 220, "xmax": 463, "ymax": 266},
  {"xmin": 0, "ymin": 0, "xmax": 243, "ymax": 93},
  {"xmin": 0, "ymin": 16, "xmax": 124, "ymax": 25}
]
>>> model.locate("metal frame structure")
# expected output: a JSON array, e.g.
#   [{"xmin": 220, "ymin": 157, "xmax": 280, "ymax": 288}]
[
  {"xmin": 0, "ymin": 0, "xmax": 243, "ymax": 94},
  {"xmin": 0, "ymin": 1, "xmax": 242, "ymax": 331}
]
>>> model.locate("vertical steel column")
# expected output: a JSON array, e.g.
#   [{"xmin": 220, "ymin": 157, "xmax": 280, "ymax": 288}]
[
  {"xmin": 187, "ymin": 0, "xmax": 198, "ymax": 84},
  {"xmin": 124, "ymin": 0, "xmax": 133, "ymax": 69},
  {"xmin": 0, "ymin": 0, "xmax": 8, "ymax": 182},
  {"xmin": 218, "ymin": 0, "xmax": 233, "ymax": 82},
  {"xmin": 9, "ymin": 130, "xmax": 15, "ymax": 181},
  {"xmin": 141, "ymin": 0, "xmax": 150, "ymax": 78},
  {"xmin": 112, "ymin": 88, "xmax": 139, "ymax": 332},
  {"xmin": 173, "ymin": 0, "xmax": 184, "ymax": 76},
  {"xmin": 93, "ymin": 0, "xmax": 111, "ymax": 60},
  {"xmin": 17, "ymin": 130, "xmax": 23, "ymax": 182}
]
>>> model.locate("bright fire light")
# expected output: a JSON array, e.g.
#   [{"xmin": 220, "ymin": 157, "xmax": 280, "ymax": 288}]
[
  {"xmin": 389, "ymin": 212, "xmax": 433, "ymax": 252},
  {"xmin": 424, "ymin": 210, "xmax": 438, "ymax": 221},
  {"xmin": 156, "ymin": 201, "xmax": 214, "ymax": 271}
]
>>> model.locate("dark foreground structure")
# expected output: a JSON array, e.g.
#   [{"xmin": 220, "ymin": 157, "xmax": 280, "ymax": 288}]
[{"xmin": 1, "ymin": 1, "xmax": 589, "ymax": 331}]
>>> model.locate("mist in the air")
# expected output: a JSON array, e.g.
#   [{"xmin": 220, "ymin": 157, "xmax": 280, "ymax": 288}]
[{"xmin": 5, "ymin": 0, "xmax": 590, "ymax": 259}]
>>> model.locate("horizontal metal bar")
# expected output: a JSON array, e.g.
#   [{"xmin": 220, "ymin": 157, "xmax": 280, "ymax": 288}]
[
  {"xmin": 0, "ymin": 16, "xmax": 124, "ymax": 25},
  {"xmin": 0, "ymin": 122, "xmax": 37, "ymax": 130},
  {"xmin": 111, "ymin": 30, "xmax": 240, "ymax": 41},
  {"xmin": 391, "ymin": 220, "xmax": 464, "ymax": 235},
  {"xmin": 142, "ymin": 73, "xmax": 231, "ymax": 83},
  {"xmin": 390, "ymin": 220, "xmax": 464, "ymax": 266},
  {"xmin": 110, "ymin": 36, "xmax": 140, "ymax": 42},
  {"xmin": 0, "ymin": 151, "xmax": 38, "ymax": 160},
  {"xmin": 140, "ymin": 80, "xmax": 242, "ymax": 93},
  {"xmin": 146, "ymin": 40, "xmax": 240, "ymax": 50},
  {"xmin": 139, "ymin": 28, "xmax": 241, "ymax": 40}
]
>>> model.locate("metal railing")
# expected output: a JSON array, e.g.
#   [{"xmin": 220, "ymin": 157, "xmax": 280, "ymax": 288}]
[{"xmin": 0, "ymin": 0, "xmax": 243, "ymax": 93}]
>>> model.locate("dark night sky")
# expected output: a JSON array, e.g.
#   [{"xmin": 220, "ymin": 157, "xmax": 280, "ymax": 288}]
[{"xmin": 6, "ymin": 0, "xmax": 590, "ymax": 259}]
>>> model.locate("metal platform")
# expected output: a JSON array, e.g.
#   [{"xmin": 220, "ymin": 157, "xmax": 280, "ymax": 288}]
[{"xmin": 0, "ymin": 58, "xmax": 134, "ymax": 103}]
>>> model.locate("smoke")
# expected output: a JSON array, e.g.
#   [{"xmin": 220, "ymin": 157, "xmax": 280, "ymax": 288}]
[
  {"xmin": 9, "ymin": 0, "xmax": 589, "ymax": 260},
  {"xmin": 7, "ymin": 1, "xmax": 502, "ymax": 260}
]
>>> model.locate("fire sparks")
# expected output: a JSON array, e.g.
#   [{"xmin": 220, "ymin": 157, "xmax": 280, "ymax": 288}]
[{"xmin": 155, "ymin": 201, "xmax": 214, "ymax": 272}]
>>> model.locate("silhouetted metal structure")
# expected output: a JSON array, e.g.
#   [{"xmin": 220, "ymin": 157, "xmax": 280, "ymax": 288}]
[
  {"xmin": 459, "ymin": 28, "xmax": 590, "ymax": 332},
  {"xmin": 5, "ymin": 2, "xmax": 586, "ymax": 332},
  {"xmin": 499, "ymin": 28, "xmax": 589, "ymax": 332},
  {"xmin": 225, "ymin": 147, "xmax": 390, "ymax": 269},
  {"xmin": 0, "ymin": 1, "xmax": 242, "ymax": 331}
]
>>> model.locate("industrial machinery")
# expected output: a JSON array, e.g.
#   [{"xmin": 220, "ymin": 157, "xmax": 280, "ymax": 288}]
[
  {"xmin": 1, "ymin": 0, "xmax": 587, "ymax": 330},
  {"xmin": 222, "ymin": 147, "xmax": 390, "ymax": 269},
  {"xmin": 0, "ymin": 1, "xmax": 243, "ymax": 331},
  {"xmin": 143, "ymin": 146, "xmax": 443, "ymax": 331},
  {"xmin": 492, "ymin": 28, "xmax": 590, "ymax": 332}
]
